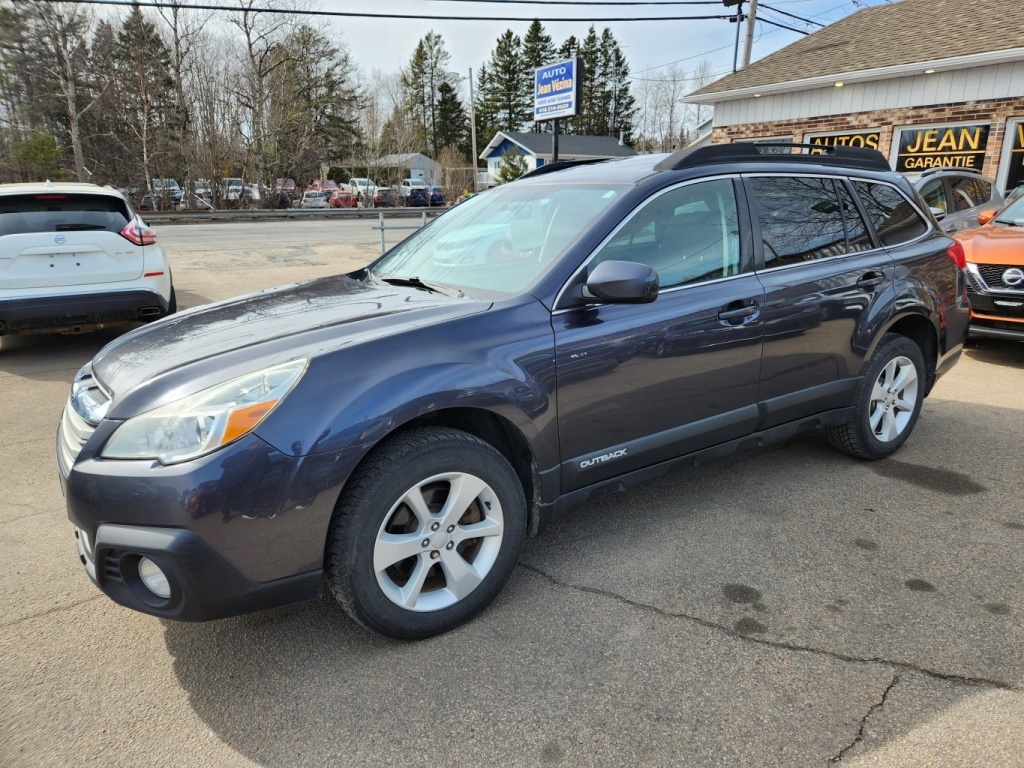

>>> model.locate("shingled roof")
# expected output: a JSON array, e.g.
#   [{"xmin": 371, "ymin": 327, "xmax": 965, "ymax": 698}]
[{"xmin": 691, "ymin": 0, "xmax": 1024, "ymax": 97}]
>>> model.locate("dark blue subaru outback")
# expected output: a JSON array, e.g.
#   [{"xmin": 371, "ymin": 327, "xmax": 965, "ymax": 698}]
[{"xmin": 58, "ymin": 145, "xmax": 969, "ymax": 639}]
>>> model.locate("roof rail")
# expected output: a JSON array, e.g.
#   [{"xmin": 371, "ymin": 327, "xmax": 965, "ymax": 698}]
[
  {"xmin": 920, "ymin": 165, "xmax": 983, "ymax": 177},
  {"xmin": 520, "ymin": 158, "xmax": 607, "ymax": 179},
  {"xmin": 653, "ymin": 143, "xmax": 891, "ymax": 172}
]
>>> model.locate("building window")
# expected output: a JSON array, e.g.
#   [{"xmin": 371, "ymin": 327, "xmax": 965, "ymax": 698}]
[
  {"xmin": 892, "ymin": 122, "xmax": 991, "ymax": 173},
  {"xmin": 733, "ymin": 136, "xmax": 795, "ymax": 155},
  {"xmin": 998, "ymin": 118, "xmax": 1024, "ymax": 199}
]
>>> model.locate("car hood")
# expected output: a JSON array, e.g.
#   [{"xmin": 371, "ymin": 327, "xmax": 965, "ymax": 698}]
[
  {"xmin": 956, "ymin": 224, "xmax": 1024, "ymax": 266},
  {"xmin": 92, "ymin": 274, "xmax": 489, "ymax": 413}
]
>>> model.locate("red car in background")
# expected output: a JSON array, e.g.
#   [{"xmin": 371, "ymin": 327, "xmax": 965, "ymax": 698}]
[{"xmin": 329, "ymin": 189, "xmax": 357, "ymax": 208}]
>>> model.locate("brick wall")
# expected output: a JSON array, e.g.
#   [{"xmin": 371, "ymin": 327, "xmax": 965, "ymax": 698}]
[{"xmin": 711, "ymin": 96, "xmax": 1024, "ymax": 179}]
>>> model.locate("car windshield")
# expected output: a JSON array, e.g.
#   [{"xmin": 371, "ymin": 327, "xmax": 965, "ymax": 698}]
[
  {"xmin": 370, "ymin": 181, "xmax": 625, "ymax": 299},
  {"xmin": 995, "ymin": 196, "xmax": 1024, "ymax": 225}
]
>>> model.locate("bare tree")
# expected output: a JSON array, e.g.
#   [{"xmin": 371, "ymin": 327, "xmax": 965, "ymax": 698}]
[{"xmin": 33, "ymin": 1, "xmax": 107, "ymax": 181}]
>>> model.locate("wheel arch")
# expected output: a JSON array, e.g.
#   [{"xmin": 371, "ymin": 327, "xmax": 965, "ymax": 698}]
[
  {"xmin": 880, "ymin": 311, "xmax": 939, "ymax": 394},
  {"xmin": 337, "ymin": 406, "xmax": 542, "ymax": 538}
]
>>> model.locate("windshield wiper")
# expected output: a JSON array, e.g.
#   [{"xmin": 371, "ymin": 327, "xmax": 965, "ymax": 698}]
[
  {"xmin": 994, "ymin": 218, "xmax": 1021, "ymax": 226},
  {"xmin": 55, "ymin": 223, "xmax": 107, "ymax": 231},
  {"xmin": 378, "ymin": 275, "xmax": 464, "ymax": 298}
]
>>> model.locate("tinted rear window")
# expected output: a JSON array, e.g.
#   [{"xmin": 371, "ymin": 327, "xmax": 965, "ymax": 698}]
[
  {"xmin": 853, "ymin": 182, "xmax": 928, "ymax": 246},
  {"xmin": 0, "ymin": 193, "xmax": 131, "ymax": 236}
]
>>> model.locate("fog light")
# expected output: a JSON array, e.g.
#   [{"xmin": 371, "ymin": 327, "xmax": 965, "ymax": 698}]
[{"xmin": 138, "ymin": 557, "xmax": 171, "ymax": 599}]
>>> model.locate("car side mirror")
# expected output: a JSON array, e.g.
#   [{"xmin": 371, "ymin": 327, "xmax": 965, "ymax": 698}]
[
  {"xmin": 977, "ymin": 209, "xmax": 997, "ymax": 225},
  {"xmin": 585, "ymin": 260, "xmax": 659, "ymax": 304},
  {"xmin": 929, "ymin": 207, "xmax": 947, "ymax": 222}
]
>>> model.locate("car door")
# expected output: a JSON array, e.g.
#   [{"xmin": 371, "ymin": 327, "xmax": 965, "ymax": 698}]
[
  {"xmin": 552, "ymin": 177, "xmax": 765, "ymax": 493},
  {"xmin": 746, "ymin": 174, "xmax": 895, "ymax": 429}
]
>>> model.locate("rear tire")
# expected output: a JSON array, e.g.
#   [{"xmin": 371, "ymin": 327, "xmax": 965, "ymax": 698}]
[
  {"xmin": 325, "ymin": 427, "xmax": 527, "ymax": 639},
  {"xmin": 826, "ymin": 333, "xmax": 925, "ymax": 460}
]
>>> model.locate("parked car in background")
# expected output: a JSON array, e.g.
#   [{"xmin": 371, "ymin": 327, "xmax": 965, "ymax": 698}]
[
  {"xmin": 399, "ymin": 178, "xmax": 428, "ymax": 199},
  {"xmin": 275, "ymin": 178, "xmax": 297, "ymax": 195},
  {"xmin": 348, "ymin": 178, "xmax": 377, "ymax": 205},
  {"xmin": 329, "ymin": 189, "xmax": 357, "ymax": 208},
  {"xmin": 301, "ymin": 190, "xmax": 328, "ymax": 209},
  {"xmin": 57, "ymin": 145, "xmax": 967, "ymax": 641},
  {"xmin": 403, "ymin": 187, "xmax": 429, "ymax": 207},
  {"xmin": 954, "ymin": 193, "xmax": 1024, "ymax": 341},
  {"xmin": 150, "ymin": 178, "xmax": 182, "ymax": 208},
  {"xmin": 908, "ymin": 168, "xmax": 1003, "ymax": 234},
  {"xmin": 428, "ymin": 186, "xmax": 446, "ymax": 207},
  {"xmin": 0, "ymin": 181, "xmax": 175, "ymax": 341},
  {"xmin": 372, "ymin": 187, "xmax": 396, "ymax": 208}
]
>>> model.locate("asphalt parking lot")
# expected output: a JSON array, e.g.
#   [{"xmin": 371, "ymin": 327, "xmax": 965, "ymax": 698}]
[{"xmin": 2, "ymin": 219, "xmax": 1023, "ymax": 767}]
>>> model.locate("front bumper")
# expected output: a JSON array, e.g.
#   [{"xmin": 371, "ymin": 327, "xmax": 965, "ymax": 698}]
[
  {"xmin": 61, "ymin": 427, "xmax": 362, "ymax": 621},
  {"xmin": 71, "ymin": 522, "xmax": 323, "ymax": 621},
  {"xmin": 968, "ymin": 292, "xmax": 1024, "ymax": 340}
]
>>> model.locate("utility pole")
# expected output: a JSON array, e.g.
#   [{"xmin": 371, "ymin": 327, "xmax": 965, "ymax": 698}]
[
  {"xmin": 723, "ymin": 0, "xmax": 744, "ymax": 73},
  {"xmin": 468, "ymin": 67, "xmax": 478, "ymax": 192},
  {"xmin": 742, "ymin": 0, "xmax": 759, "ymax": 69}
]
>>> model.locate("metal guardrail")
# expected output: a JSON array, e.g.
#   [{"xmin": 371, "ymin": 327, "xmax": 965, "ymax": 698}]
[{"xmin": 143, "ymin": 207, "xmax": 445, "ymax": 224}]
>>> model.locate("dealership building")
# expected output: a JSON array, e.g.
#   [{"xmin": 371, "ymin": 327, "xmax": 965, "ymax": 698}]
[{"xmin": 684, "ymin": 0, "xmax": 1024, "ymax": 195}]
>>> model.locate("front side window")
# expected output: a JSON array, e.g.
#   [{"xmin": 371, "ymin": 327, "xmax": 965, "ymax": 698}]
[
  {"xmin": 588, "ymin": 178, "xmax": 741, "ymax": 289},
  {"xmin": 854, "ymin": 182, "xmax": 928, "ymax": 246},
  {"xmin": 750, "ymin": 177, "xmax": 848, "ymax": 268}
]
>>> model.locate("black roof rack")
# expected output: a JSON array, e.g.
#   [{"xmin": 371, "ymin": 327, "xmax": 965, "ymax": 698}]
[
  {"xmin": 653, "ymin": 143, "xmax": 891, "ymax": 173},
  {"xmin": 519, "ymin": 158, "xmax": 607, "ymax": 179},
  {"xmin": 920, "ymin": 166, "xmax": 983, "ymax": 177}
]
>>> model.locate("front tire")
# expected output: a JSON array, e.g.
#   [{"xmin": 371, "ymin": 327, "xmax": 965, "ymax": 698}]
[
  {"xmin": 325, "ymin": 427, "xmax": 527, "ymax": 639},
  {"xmin": 827, "ymin": 333, "xmax": 925, "ymax": 459}
]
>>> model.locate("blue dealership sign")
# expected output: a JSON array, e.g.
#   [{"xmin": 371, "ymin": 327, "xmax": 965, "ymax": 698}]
[{"xmin": 534, "ymin": 58, "xmax": 579, "ymax": 122}]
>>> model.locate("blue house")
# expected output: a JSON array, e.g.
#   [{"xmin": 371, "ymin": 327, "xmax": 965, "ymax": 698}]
[{"xmin": 480, "ymin": 131, "xmax": 637, "ymax": 185}]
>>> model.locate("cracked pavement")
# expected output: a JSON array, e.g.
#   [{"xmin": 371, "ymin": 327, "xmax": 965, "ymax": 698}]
[{"xmin": 2, "ymin": 219, "xmax": 1023, "ymax": 767}]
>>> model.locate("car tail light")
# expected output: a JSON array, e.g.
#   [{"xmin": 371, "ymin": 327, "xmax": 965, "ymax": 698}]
[
  {"xmin": 120, "ymin": 219, "xmax": 156, "ymax": 246},
  {"xmin": 946, "ymin": 241, "xmax": 966, "ymax": 270}
]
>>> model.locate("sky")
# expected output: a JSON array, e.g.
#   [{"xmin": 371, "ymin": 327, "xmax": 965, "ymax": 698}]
[{"xmin": 308, "ymin": 0, "xmax": 887, "ymax": 95}]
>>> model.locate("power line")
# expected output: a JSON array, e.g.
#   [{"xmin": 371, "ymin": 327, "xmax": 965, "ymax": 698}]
[
  {"xmin": 759, "ymin": 3, "xmax": 825, "ymax": 26},
  {"xmin": 427, "ymin": 0, "xmax": 722, "ymax": 5},
  {"xmin": 756, "ymin": 15, "xmax": 810, "ymax": 34},
  {"xmin": 36, "ymin": 0, "xmax": 732, "ymax": 22}
]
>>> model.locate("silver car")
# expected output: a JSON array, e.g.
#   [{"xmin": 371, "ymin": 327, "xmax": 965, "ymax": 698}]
[{"xmin": 909, "ymin": 168, "xmax": 1003, "ymax": 233}]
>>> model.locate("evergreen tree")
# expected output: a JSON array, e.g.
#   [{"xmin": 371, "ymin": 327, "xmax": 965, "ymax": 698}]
[
  {"xmin": 477, "ymin": 30, "xmax": 531, "ymax": 138},
  {"xmin": 401, "ymin": 31, "xmax": 457, "ymax": 157},
  {"xmin": 495, "ymin": 148, "xmax": 527, "ymax": 184},
  {"xmin": 114, "ymin": 7, "xmax": 177, "ymax": 191},
  {"xmin": 434, "ymin": 80, "xmax": 469, "ymax": 157},
  {"xmin": 522, "ymin": 20, "xmax": 555, "ymax": 133}
]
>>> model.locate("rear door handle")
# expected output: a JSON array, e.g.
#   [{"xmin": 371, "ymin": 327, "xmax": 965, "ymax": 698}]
[{"xmin": 856, "ymin": 272, "xmax": 885, "ymax": 289}]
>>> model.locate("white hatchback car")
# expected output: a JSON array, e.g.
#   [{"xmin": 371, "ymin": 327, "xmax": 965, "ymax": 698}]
[{"xmin": 0, "ymin": 182, "xmax": 175, "ymax": 342}]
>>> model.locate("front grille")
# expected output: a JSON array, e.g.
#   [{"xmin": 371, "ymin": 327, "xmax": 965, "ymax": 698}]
[
  {"xmin": 977, "ymin": 264, "xmax": 1024, "ymax": 292},
  {"xmin": 58, "ymin": 402, "xmax": 95, "ymax": 473}
]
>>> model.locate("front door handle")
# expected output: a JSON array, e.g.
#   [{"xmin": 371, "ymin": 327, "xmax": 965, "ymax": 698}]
[
  {"xmin": 856, "ymin": 272, "xmax": 885, "ymax": 289},
  {"xmin": 718, "ymin": 303, "xmax": 759, "ymax": 322}
]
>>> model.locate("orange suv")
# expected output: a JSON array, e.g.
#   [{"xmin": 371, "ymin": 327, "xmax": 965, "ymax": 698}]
[{"xmin": 955, "ymin": 194, "xmax": 1024, "ymax": 340}]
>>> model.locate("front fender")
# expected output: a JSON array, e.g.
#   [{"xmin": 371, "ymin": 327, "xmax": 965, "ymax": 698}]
[{"xmin": 254, "ymin": 297, "xmax": 559, "ymax": 470}]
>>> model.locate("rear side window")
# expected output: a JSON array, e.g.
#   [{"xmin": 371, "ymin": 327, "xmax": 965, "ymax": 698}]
[
  {"xmin": 750, "ymin": 177, "xmax": 848, "ymax": 268},
  {"xmin": 853, "ymin": 182, "xmax": 928, "ymax": 246},
  {"xmin": 950, "ymin": 176, "xmax": 991, "ymax": 208},
  {"xmin": 0, "ymin": 193, "xmax": 131, "ymax": 236}
]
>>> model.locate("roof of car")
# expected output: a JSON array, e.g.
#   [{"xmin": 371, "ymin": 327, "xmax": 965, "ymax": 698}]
[{"xmin": 0, "ymin": 181, "xmax": 126, "ymax": 199}]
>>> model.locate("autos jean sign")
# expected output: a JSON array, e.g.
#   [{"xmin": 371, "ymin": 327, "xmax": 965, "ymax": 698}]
[
  {"xmin": 806, "ymin": 131, "xmax": 880, "ymax": 153},
  {"xmin": 895, "ymin": 123, "xmax": 990, "ymax": 172},
  {"xmin": 534, "ymin": 58, "xmax": 579, "ymax": 122}
]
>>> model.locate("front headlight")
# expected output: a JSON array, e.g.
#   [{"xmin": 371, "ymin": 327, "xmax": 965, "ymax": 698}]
[{"xmin": 101, "ymin": 359, "xmax": 309, "ymax": 464}]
